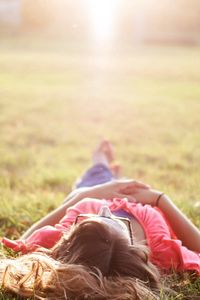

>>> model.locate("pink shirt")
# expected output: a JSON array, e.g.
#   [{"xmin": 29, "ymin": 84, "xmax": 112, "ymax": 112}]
[{"xmin": 2, "ymin": 198, "xmax": 200, "ymax": 275}]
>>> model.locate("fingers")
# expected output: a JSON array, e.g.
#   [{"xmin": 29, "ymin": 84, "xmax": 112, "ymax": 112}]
[
  {"xmin": 118, "ymin": 181, "xmax": 150, "ymax": 194},
  {"xmin": 134, "ymin": 181, "xmax": 151, "ymax": 189},
  {"xmin": 117, "ymin": 179, "xmax": 150, "ymax": 189}
]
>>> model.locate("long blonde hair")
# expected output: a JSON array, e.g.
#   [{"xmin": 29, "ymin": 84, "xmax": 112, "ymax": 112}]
[{"xmin": 0, "ymin": 220, "xmax": 161, "ymax": 299}]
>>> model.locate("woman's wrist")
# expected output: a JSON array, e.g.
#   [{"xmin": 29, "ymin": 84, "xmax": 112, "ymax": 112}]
[
  {"xmin": 156, "ymin": 194, "xmax": 173, "ymax": 210},
  {"xmin": 155, "ymin": 192, "xmax": 165, "ymax": 207}
]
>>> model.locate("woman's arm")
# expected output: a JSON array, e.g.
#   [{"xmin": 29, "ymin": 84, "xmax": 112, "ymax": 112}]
[
  {"xmin": 131, "ymin": 189, "xmax": 200, "ymax": 252},
  {"xmin": 158, "ymin": 194, "xmax": 200, "ymax": 253}
]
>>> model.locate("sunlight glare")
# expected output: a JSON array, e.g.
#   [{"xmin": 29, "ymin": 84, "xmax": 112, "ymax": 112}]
[{"xmin": 86, "ymin": 0, "xmax": 120, "ymax": 44}]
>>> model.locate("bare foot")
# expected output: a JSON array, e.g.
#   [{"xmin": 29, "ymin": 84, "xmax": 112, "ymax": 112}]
[
  {"xmin": 110, "ymin": 163, "xmax": 122, "ymax": 178},
  {"xmin": 93, "ymin": 140, "xmax": 115, "ymax": 166}
]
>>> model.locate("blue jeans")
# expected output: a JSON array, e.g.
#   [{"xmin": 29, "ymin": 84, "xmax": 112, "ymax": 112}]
[{"xmin": 75, "ymin": 163, "xmax": 114, "ymax": 188}]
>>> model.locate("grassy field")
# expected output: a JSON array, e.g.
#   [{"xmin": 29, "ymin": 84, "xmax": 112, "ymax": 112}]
[{"xmin": 0, "ymin": 35, "xmax": 200, "ymax": 299}]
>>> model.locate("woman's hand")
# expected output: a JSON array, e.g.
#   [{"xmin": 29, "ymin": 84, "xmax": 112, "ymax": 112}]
[
  {"xmin": 82, "ymin": 179, "xmax": 151, "ymax": 202},
  {"xmin": 130, "ymin": 188, "xmax": 163, "ymax": 206}
]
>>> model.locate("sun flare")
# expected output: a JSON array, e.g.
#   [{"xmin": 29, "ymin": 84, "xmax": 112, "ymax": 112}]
[{"xmin": 86, "ymin": 0, "xmax": 121, "ymax": 44}]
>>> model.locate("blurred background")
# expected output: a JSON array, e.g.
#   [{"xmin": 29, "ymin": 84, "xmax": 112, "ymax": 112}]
[
  {"xmin": 0, "ymin": 0, "xmax": 200, "ymax": 236},
  {"xmin": 1, "ymin": 0, "xmax": 200, "ymax": 45}
]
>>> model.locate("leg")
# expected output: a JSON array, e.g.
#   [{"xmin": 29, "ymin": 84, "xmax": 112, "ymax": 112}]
[
  {"xmin": 63, "ymin": 140, "xmax": 122, "ymax": 203},
  {"xmin": 74, "ymin": 140, "xmax": 121, "ymax": 188}
]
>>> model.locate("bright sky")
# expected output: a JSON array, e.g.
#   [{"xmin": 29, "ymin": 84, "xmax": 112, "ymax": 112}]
[{"xmin": 86, "ymin": 0, "xmax": 121, "ymax": 44}]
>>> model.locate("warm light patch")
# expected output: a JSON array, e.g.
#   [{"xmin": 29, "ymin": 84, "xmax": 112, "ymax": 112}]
[{"xmin": 86, "ymin": 0, "xmax": 121, "ymax": 44}]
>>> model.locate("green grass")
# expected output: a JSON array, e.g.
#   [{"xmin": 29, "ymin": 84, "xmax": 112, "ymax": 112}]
[{"xmin": 0, "ymin": 35, "xmax": 200, "ymax": 299}]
